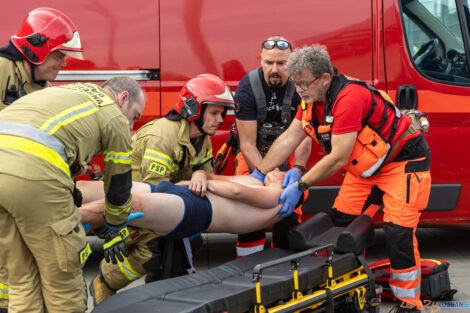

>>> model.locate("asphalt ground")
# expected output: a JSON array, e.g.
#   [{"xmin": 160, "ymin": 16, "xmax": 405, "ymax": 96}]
[{"xmin": 84, "ymin": 226, "xmax": 470, "ymax": 313}]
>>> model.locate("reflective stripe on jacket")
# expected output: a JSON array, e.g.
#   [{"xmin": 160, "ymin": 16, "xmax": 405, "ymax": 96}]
[
  {"xmin": 132, "ymin": 117, "xmax": 214, "ymax": 185},
  {"xmin": 0, "ymin": 83, "xmax": 133, "ymax": 226}
]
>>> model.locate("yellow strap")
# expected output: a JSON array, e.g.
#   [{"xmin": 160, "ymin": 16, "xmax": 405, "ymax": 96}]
[
  {"xmin": 0, "ymin": 135, "xmax": 70, "ymax": 176},
  {"xmin": 118, "ymin": 227, "xmax": 129, "ymax": 239},
  {"xmin": 103, "ymin": 235, "xmax": 123, "ymax": 250}
]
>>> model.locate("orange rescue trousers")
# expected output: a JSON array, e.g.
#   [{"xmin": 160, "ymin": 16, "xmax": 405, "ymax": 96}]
[{"xmin": 331, "ymin": 156, "xmax": 431, "ymax": 309}]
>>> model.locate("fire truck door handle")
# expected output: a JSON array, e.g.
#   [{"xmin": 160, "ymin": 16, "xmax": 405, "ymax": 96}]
[{"xmin": 396, "ymin": 85, "xmax": 418, "ymax": 110}]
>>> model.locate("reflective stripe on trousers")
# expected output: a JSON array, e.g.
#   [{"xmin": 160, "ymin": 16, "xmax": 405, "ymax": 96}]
[
  {"xmin": 0, "ymin": 121, "xmax": 70, "ymax": 176},
  {"xmin": 236, "ymin": 239, "xmax": 265, "ymax": 257},
  {"xmin": 390, "ymin": 267, "xmax": 421, "ymax": 299},
  {"xmin": 117, "ymin": 258, "xmax": 143, "ymax": 281}
]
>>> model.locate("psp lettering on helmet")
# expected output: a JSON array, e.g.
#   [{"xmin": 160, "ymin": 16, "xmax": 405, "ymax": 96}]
[
  {"xmin": 59, "ymin": 83, "xmax": 114, "ymax": 106},
  {"xmin": 148, "ymin": 162, "xmax": 167, "ymax": 176}
]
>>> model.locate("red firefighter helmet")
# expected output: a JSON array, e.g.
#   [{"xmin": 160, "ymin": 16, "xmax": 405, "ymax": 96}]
[
  {"xmin": 11, "ymin": 7, "xmax": 84, "ymax": 64},
  {"xmin": 174, "ymin": 74, "xmax": 237, "ymax": 121}
]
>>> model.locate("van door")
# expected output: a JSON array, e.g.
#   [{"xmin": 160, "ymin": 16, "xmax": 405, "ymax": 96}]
[{"xmin": 383, "ymin": 0, "xmax": 470, "ymax": 224}]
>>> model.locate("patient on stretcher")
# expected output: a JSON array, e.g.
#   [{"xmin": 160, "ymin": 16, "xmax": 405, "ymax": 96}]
[{"xmin": 78, "ymin": 169, "xmax": 288, "ymax": 238}]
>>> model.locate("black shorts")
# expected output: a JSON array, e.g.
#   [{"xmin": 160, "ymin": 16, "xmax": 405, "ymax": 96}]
[{"xmin": 149, "ymin": 181, "xmax": 213, "ymax": 239}]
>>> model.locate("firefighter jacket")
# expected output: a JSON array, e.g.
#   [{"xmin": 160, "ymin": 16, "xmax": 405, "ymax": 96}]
[
  {"xmin": 132, "ymin": 117, "xmax": 214, "ymax": 185},
  {"xmin": 0, "ymin": 57, "xmax": 50, "ymax": 110},
  {"xmin": 0, "ymin": 83, "xmax": 132, "ymax": 226}
]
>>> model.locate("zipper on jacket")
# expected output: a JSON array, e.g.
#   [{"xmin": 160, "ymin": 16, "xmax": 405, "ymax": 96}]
[{"xmin": 406, "ymin": 174, "xmax": 411, "ymax": 203}]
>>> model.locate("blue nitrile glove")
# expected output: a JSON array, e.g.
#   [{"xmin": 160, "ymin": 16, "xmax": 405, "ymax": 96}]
[
  {"xmin": 282, "ymin": 167, "xmax": 302, "ymax": 188},
  {"xmin": 126, "ymin": 212, "xmax": 145, "ymax": 224},
  {"xmin": 250, "ymin": 168, "xmax": 266, "ymax": 184},
  {"xmin": 82, "ymin": 213, "xmax": 143, "ymax": 235},
  {"xmin": 82, "ymin": 223, "xmax": 91, "ymax": 233},
  {"xmin": 278, "ymin": 182, "xmax": 302, "ymax": 218}
]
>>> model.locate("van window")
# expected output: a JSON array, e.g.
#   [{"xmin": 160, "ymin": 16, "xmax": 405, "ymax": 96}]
[{"xmin": 400, "ymin": 0, "xmax": 470, "ymax": 85}]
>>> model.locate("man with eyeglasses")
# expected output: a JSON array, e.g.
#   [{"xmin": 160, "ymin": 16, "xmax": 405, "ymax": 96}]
[
  {"xmin": 233, "ymin": 35, "xmax": 311, "ymax": 257},
  {"xmin": 251, "ymin": 44, "xmax": 430, "ymax": 312}
]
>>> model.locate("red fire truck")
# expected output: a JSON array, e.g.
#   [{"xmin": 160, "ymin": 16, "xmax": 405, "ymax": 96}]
[{"xmin": 1, "ymin": 0, "xmax": 469, "ymax": 225}]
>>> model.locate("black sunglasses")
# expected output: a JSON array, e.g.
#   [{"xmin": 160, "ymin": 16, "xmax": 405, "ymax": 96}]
[{"xmin": 261, "ymin": 40, "xmax": 291, "ymax": 50}]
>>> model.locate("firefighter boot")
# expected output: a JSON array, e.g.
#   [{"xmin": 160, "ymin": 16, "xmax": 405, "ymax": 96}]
[{"xmin": 89, "ymin": 274, "xmax": 116, "ymax": 306}]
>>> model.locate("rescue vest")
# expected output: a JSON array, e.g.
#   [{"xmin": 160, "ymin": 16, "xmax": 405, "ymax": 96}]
[
  {"xmin": 248, "ymin": 69, "xmax": 296, "ymax": 152},
  {"xmin": 301, "ymin": 74, "xmax": 408, "ymax": 178}
]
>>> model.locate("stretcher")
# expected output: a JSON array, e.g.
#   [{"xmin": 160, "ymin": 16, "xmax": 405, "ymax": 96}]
[{"xmin": 92, "ymin": 213, "xmax": 384, "ymax": 313}]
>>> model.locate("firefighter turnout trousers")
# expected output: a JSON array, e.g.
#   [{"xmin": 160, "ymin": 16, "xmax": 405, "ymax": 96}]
[
  {"xmin": 331, "ymin": 156, "xmax": 431, "ymax": 309},
  {"xmin": 99, "ymin": 226, "xmax": 162, "ymax": 290},
  {"xmin": 0, "ymin": 175, "xmax": 88, "ymax": 313}
]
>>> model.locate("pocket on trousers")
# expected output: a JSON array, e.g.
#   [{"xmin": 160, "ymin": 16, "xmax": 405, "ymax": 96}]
[
  {"xmin": 50, "ymin": 214, "xmax": 87, "ymax": 272},
  {"xmin": 406, "ymin": 170, "xmax": 431, "ymax": 209}
]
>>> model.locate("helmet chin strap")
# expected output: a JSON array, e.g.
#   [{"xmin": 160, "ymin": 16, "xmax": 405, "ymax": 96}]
[
  {"xmin": 26, "ymin": 59, "xmax": 48, "ymax": 86},
  {"xmin": 194, "ymin": 103, "xmax": 209, "ymax": 136},
  {"xmin": 25, "ymin": 59, "xmax": 37, "ymax": 82},
  {"xmin": 194, "ymin": 117, "xmax": 209, "ymax": 136}
]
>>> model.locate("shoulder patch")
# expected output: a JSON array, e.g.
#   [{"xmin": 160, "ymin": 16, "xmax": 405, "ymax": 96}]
[
  {"xmin": 59, "ymin": 83, "xmax": 115, "ymax": 106},
  {"xmin": 148, "ymin": 162, "xmax": 167, "ymax": 176}
]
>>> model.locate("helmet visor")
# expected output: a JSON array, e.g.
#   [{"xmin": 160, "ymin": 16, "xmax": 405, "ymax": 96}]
[
  {"xmin": 59, "ymin": 50, "xmax": 85, "ymax": 60},
  {"xmin": 203, "ymin": 101, "xmax": 238, "ymax": 111}
]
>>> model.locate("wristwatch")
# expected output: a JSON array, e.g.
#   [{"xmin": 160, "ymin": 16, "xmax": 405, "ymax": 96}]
[{"xmin": 297, "ymin": 178, "xmax": 309, "ymax": 192}]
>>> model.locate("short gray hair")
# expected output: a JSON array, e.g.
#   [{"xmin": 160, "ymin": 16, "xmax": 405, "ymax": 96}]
[
  {"xmin": 102, "ymin": 76, "xmax": 145, "ymax": 105},
  {"xmin": 286, "ymin": 44, "xmax": 334, "ymax": 78}
]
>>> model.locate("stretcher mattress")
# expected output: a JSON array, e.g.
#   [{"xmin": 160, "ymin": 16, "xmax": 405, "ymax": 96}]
[
  {"xmin": 93, "ymin": 213, "xmax": 374, "ymax": 313},
  {"xmin": 92, "ymin": 249, "xmax": 359, "ymax": 313}
]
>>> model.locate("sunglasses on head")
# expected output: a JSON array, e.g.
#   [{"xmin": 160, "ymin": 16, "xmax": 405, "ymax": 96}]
[{"xmin": 261, "ymin": 40, "xmax": 291, "ymax": 50}]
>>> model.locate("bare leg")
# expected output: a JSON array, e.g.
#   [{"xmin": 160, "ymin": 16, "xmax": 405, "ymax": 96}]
[
  {"xmin": 78, "ymin": 180, "xmax": 284, "ymax": 237},
  {"xmin": 78, "ymin": 199, "xmax": 105, "ymax": 229},
  {"xmin": 78, "ymin": 192, "xmax": 185, "ymax": 236},
  {"xmin": 76, "ymin": 180, "xmax": 104, "ymax": 204},
  {"xmin": 76, "ymin": 181, "xmax": 152, "ymax": 205},
  {"xmin": 128, "ymin": 193, "xmax": 184, "ymax": 235}
]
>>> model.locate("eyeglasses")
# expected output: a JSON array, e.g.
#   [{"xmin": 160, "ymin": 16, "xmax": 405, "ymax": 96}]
[
  {"xmin": 261, "ymin": 40, "xmax": 291, "ymax": 50},
  {"xmin": 290, "ymin": 76, "xmax": 320, "ymax": 91}
]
